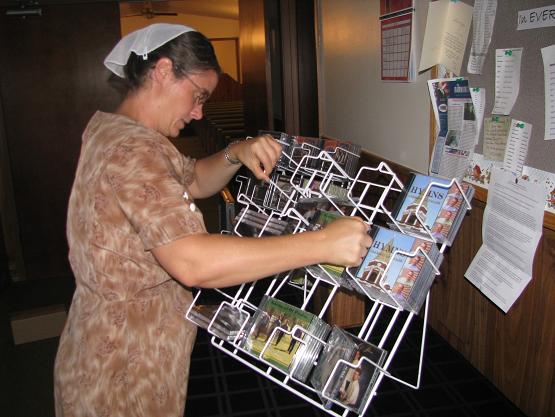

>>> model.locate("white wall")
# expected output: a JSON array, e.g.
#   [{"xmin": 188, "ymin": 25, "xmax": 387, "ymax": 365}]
[{"xmin": 316, "ymin": 0, "xmax": 430, "ymax": 173}]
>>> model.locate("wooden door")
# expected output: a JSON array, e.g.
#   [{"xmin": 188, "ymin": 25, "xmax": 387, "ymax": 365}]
[{"xmin": 0, "ymin": 2, "xmax": 122, "ymax": 280}]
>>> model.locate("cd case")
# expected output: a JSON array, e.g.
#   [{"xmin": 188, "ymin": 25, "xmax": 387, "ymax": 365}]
[
  {"xmin": 238, "ymin": 296, "xmax": 330, "ymax": 382},
  {"xmin": 187, "ymin": 302, "xmax": 249, "ymax": 342},
  {"xmin": 310, "ymin": 326, "xmax": 387, "ymax": 414}
]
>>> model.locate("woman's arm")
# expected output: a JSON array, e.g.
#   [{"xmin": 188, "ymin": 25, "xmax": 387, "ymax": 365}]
[
  {"xmin": 188, "ymin": 134, "xmax": 282, "ymax": 199},
  {"xmin": 152, "ymin": 216, "xmax": 372, "ymax": 288}
]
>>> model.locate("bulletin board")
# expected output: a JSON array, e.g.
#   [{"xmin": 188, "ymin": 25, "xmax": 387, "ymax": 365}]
[
  {"xmin": 459, "ymin": 0, "xmax": 555, "ymax": 173},
  {"xmin": 433, "ymin": 0, "xmax": 555, "ymax": 229}
]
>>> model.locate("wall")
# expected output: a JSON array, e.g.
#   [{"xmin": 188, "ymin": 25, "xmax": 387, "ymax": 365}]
[
  {"xmin": 316, "ymin": 0, "xmax": 430, "ymax": 173},
  {"xmin": 315, "ymin": 1, "xmax": 555, "ymax": 415},
  {"xmin": 0, "ymin": 2, "xmax": 122, "ymax": 281},
  {"xmin": 360, "ymin": 150, "xmax": 555, "ymax": 417},
  {"xmin": 121, "ymin": 14, "xmax": 240, "ymax": 80}
]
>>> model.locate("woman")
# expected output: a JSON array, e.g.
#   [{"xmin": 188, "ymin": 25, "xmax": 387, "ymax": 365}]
[{"xmin": 54, "ymin": 23, "xmax": 371, "ymax": 417}]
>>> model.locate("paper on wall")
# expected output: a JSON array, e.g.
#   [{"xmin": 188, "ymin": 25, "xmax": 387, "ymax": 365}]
[
  {"xmin": 483, "ymin": 115, "xmax": 510, "ymax": 161},
  {"xmin": 522, "ymin": 165, "xmax": 555, "ymax": 214},
  {"xmin": 517, "ymin": 5, "xmax": 555, "ymax": 31},
  {"xmin": 463, "ymin": 152, "xmax": 496, "ymax": 187},
  {"xmin": 465, "ymin": 167, "xmax": 544, "ymax": 313},
  {"xmin": 541, "ymin": 44, "xmax": 555, "ymax": 140},
  {"xmin": 470, "ymin": 87, "xmax": 486, "ymax": 144},
  {"xmin": 419, "ymin": 0, "xmax": 473, "ymax": 75},
  {"xmin": 503, "ymin": 120, "xmax": 532, "ymax": 176},
  {"xmin": 492, "ymin": 48, "xmax": 523, "ymax": 116},
  {"xmin": 467, "ymin": 0, "xmax": 497, "ymax": 74}
]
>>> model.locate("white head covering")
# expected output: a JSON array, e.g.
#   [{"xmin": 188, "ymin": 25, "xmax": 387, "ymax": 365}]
[{"xmin": 104, "ymin": 23, "xmax": 195, "ymax": 78}]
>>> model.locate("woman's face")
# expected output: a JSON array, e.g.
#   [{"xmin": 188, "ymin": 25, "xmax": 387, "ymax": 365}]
[{"xmin": 158, "ymin": 69, "xmax": 219, "ymax": 138}]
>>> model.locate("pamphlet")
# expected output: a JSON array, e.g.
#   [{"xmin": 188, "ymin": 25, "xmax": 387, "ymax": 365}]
[{"xmin": 465, "ymin": 167, "xmax": 544, "ymax": 313}]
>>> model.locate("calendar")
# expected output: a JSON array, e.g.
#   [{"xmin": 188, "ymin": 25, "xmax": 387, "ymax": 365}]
[{"xmin": 380, "ymin": 0, "xmax": 415, "ymax": 82}]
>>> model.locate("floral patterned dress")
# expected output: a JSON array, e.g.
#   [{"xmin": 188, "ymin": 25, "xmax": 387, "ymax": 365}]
[{"xmin": 54, "ymin": 111, "xmax": 206, "ymax": 417}]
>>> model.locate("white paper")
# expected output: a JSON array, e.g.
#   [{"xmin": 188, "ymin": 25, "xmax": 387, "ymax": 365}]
[
  {"xmin": 419, "ymin": 0, "xmax": 473, "ymax": 75},
  {"xmin": 517, "ymin": 5, "xmax": 555, "ymax": 31},
  {"xmin": 492, "ymin": 48, "xmax": 523, "ymax": 116},
  {"xmin": 470, "ymin": 87, "xmax": 486, "ymax": 144},
  {"xmin": 541, "ymin": 44, "xmax": 555, "ymax": 140},
  {"xmin": 483, "ymin": 115, "xmax": 511, "ymax": 161},
  {"xmin": 465, "ymin": 167, "xmax": 544, "ymax": 313},
  {"xmin": 522, "ymin": 165, "xmax": 555, "ymax": 214},
  {"xmin": 467, "ymin": 0, "xmax": 497, "ymax": 74},
  {"xmin": 503, "ymin": 120, "xmax": 532, "ymax": 176}
]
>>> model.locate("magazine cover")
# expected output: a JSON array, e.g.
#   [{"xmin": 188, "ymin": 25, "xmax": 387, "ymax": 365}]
[
  {"xmin": 314, "ymin": 327, "xmax": 387, "ymax": 413},
  {"xmin": 239, "ymin": 296, "xmax": 329, "ymax": 380}
]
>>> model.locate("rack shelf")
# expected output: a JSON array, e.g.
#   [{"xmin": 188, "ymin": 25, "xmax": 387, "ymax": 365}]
[{"xmin": 186, "ymin": 136, "xmax": 471, "ymax": 416}]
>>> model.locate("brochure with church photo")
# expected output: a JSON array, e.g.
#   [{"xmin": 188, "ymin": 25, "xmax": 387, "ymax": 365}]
[
  {"xmin": 353, "ymin": 225, "xmax": 442, "ymax": 313},
  {"xmin": 390, "ymin": 173, "xmax": 474, "ymax": 246}
]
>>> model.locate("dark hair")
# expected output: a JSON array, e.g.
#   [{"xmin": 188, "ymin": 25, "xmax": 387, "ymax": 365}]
[{"xmin": 124, "ymin": 31, "xmax": 221, "ymax": 90}]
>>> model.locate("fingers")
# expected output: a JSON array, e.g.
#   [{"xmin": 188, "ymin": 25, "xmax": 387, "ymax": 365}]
[
  {"xmin": 321, "ymin": 217, "xmax": 372, "ymax": 267},
  {"xmin": 242, "ymin": 134, "xmax": 283, "ymax": 181}
]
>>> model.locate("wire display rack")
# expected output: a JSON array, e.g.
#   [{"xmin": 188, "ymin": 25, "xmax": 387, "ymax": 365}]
[{"xmin": 185, "ymin": 138, "xmax": 472, "ymax": 416}]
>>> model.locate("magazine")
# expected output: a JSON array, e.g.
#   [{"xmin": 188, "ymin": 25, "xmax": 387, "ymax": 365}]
[
  {"xmin": 311, "ymin": 326, "xmax": 387, "ymax": 414},
  {"xmin": 390, "ymin": 173, "xmax": 474, "ymax": 246},
  {"xmin": 353, "ymin": 225, "xmax": 442, "ymax": 313},
  {"xmin": 239, "ymin": 296, "xmax": 330, "ymax": 381}
]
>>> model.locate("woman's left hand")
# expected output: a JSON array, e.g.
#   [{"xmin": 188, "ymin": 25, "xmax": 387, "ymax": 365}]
[{"xmin": 230, "ymin": 134, "xmax": 283, "ymax": 181}]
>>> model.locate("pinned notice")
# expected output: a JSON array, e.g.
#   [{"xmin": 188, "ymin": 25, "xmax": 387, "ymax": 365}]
[
  {"xmin": 465, "ymin": 167, "xmax": 544, "ymax": 313},
  {"xmin": 467, "ymin": 0, "xmax": 497, "ymax": 74},
  {"xmin": 492, "ymin": 48, "xmax": 523, "ymax": 116},
  {"xmin": 503, "ymin": 120, "xmax": 532, "ymax": 176},
  {"xmin": 541, "ymin": 44, "xmax": 555, "ymax": 140},
  {"xmin": 419, "ymin": 0, "xmax": 473, "ymax": 75},
  {"xmin": 517, "ymin": 5, "xmax": 555, "ymax": 30}
]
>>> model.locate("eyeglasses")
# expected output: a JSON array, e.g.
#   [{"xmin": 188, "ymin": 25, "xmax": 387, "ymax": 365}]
[{"xmin": 184, "ymin": 74, "xmax": 210, "ymax": 106}]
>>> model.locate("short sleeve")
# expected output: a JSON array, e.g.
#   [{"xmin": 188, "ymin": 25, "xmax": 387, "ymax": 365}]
[{"xmin": 105, "ymin": 138, "xmax": 206, "ymax": 250}]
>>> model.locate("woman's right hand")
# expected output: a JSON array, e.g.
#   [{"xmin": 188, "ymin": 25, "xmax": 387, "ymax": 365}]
[{"xmin": 318, "ymin": 217, "xmax": 372, "ymax": 267}]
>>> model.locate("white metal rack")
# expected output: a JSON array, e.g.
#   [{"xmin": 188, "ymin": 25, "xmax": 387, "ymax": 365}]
[{"xmin": 185, "ymin": 140, "xmax": 472, "ymax": 416}]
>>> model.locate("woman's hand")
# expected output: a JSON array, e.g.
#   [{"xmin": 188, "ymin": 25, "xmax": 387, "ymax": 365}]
[
  {"xmin": 229, "ymin": 134, "xmax": 282, "ymax": 181},
  {"xmin": 318, "ymin": 217, "xmax": 372, "ymax": 267}
]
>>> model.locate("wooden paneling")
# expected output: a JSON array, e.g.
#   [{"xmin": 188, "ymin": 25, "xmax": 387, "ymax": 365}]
[
  {"xmin": 294, "ymin": 0, "xmax": 318, "ymax": 137},
  {"xmin": 238, "ymin": 0, "xmax": 269, "ymax": 135},
  {"xmin": 0, "ymin": 2, "xmax": 122, "ymax": 280},
  {"xmin": 359, "ymin": 150, "xmax": 555, "ymax": 417}
]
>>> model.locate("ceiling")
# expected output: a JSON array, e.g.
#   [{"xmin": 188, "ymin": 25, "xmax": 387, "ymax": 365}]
[
  {"xmin": 1, "ymin": 1, "xmax": 239, "ymax": 20},
  {"xmin": 120, "ymin": 0, "xmax": 239, "ymax": 20}
]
